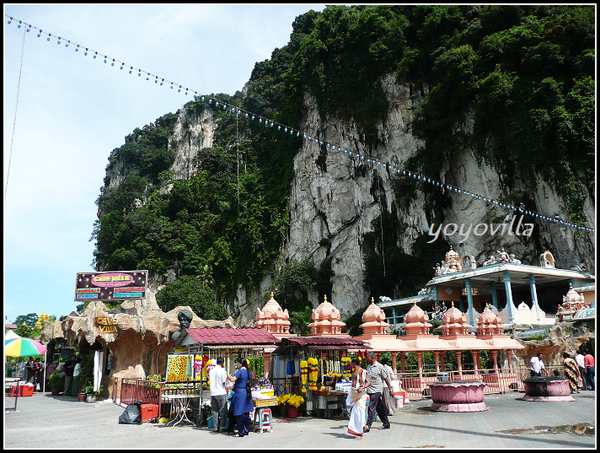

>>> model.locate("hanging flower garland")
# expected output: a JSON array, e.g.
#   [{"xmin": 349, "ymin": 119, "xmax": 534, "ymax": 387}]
[
  {"xmin": 300, "ymin": 360, "xmax": 308, "ymax": 393},
  {"xmin": 341, "ymin": 356, "xmax": 352, "ymax": 378},
  {"xmin": 308, "ymin": 357, "xmax": 319, "ymax": 391}
]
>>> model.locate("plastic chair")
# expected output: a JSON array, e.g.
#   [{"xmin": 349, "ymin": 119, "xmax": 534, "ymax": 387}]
[{"xmin": 254, "ymin": 408, "xmax": 273, "ymax": 433}]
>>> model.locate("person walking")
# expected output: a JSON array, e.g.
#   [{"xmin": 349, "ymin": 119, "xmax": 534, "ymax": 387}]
[
  {"xmin": 380, "ymin": 357, "xmax": 396, "ymax": 416},
  {"xmin": 562, "ymin": 353, "xmax": 580, "ymax": 393},
  {"xmin": 583, "ymin": 352, "xmax": 595, "ymax": 391},
  {"xmin": 530, "ymin": 353, "xmax": 546, "ymax": 377},
  {"xmin": 575, "ymin": 351, "xmax": 589, "ymax": 390},
  {"xmin": 347, "ymin": 358, "xmax": 370, "ymax": 440},
  {"xmin": 227, "ymin": 358, "xmax": 254, "ymax": 437},
  {"xmin": 364, "ymin": 352, "xmax": 392, "ymax": 432},
  {"xmin": 209, "ymin": 357, "xmax": 228, "ymax": 433},
  {"xmin": 63, "ymin": 355, "xmax": 75, "ymax": 396}
]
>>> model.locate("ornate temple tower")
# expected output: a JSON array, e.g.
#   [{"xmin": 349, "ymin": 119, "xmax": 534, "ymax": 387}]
[
  {"xmin": 255, "ymin": 292, "xmax": 295, "ymax": 339},
  {"xmin": 307, "ymin": 295, "xmax": 348, "ymax": 336}
]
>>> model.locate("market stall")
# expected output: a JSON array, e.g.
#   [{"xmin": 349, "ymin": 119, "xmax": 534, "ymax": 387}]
[
  {"xmin": 171, "ymin": 327, "xmax": 281, "ymax": 426},
  {"xmin": 270, "ymin": 336, "xmax": 370, "ymax": 418}
]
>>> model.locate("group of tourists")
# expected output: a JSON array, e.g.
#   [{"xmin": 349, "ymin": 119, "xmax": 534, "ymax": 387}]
[
  {"xmin": 208, "ymin": 357, "xmax": 254, "ymax": 437},
  {"xmin": 530, "ymin": 350, "xmax": 595, "ymax": 393},
  {"xmin": 346, "ymin": 352, "xmax": 395, "ymax": 440}
]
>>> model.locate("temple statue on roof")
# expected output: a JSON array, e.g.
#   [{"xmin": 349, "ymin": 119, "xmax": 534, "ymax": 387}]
[
  {"xmin": 434, "ymin": 246, "xmax": 464, "ymax": 276},
  {"xmin": 255, "ymin": 292, "xmax": 296, "ymax": 338},
  {"xmin": 556, "ymin": 284, "xmax": 589, "ymax": 322},
  {"xmin": 307, "ymin": 295, "xmax": 348, "ymax": 336}
]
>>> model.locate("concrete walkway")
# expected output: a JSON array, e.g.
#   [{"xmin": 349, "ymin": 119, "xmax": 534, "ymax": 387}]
[{"xmin": 4, "ymin": 390, "xmax": 596, "ymax": 449}]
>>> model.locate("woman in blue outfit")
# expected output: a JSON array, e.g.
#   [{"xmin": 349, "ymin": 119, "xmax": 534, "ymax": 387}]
[{"xmin": 227, "ymin": 358, "xmax": 254, "ymax": 437}]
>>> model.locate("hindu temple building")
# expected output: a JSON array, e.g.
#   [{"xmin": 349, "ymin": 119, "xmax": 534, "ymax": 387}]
[
  {"xmin": 307, "ymin": 295, "xmax": 348, "ymax": 337},
  {"xmin": 255, "ymin": 293, "xmax": 296, "ymax": 339},
  {"xmin": 355, "ymin": 298, "xmax": 410, "ymax": 377},
  {"xmin": 378, "ymin": 248, "xmax": 595, "ymax": 329}
]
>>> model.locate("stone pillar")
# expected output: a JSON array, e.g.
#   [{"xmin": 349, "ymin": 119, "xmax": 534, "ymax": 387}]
[
  {"xmin": 491, "ymin": 281, "xmax": 498, "ymax": 309},
  {"xmin": 456, "ymin": 351, "xmax": 463, "ymax": 376},
  {"xmin": 433, "ymin": 351, "xmax": 440, "ymax": 373},
  {"xmin": 441, "ymin": 353, "xmax": 446, "ymax": 372},
  {"xmin": 400, "ymin": 352, "xmax": 406, "ymax": 374},
  {"xmin": 506, "ymin": 350, "xmax": 513, "ymax": 373},
  {"xmin": 465, "ymin": 279, "xmax": 475, "ymax": 326},
  {"xmin": 392, "ymin": 353, "xmax": 398, "ymax": 379},
  {"xmin": 503, "ymin": 272, "xmax": 516, "ymax": 323},
  {"xmin": 490, "ymin": 350, "xmax": 499, "ymax": 373},
  {"xmin": 416, "ymin": 351, "xmax": 423, "ymax": 381},
  {"xmin": 529, "ymin": 275, "xmax": 541, "ymax": 323},
  {"xmin": 264, "ymin": 352, "xmax": 271, "ymax": 379}
]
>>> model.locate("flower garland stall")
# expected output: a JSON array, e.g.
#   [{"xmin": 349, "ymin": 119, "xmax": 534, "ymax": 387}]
[{"xmin": 269, "ymin": 336, "xmax": 369, "ymax": 418}]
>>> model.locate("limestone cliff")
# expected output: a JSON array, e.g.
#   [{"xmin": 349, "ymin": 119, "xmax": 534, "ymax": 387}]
[{"xmin": 162, "ymin": 75, "xmax": 595, "ymax": 324}]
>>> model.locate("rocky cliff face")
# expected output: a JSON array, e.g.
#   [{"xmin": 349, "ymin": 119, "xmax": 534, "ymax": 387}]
[{"xmin": 129, "ymin": 74, "xmax": 595, "ymax": 324}]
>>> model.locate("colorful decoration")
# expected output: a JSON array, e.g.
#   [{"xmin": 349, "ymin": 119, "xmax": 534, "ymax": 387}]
[
  {"xmin": 307, "ymin": 357, "xmax": 319, "ymax": 391},
  {"xmin": 300, "ymin": 360, "xmax": 308, "ymax": 393},
  {"xmin": 341, "ymin": 356, "xmax": 352, "ymax": 378},
  {"xmin": 277, "ymin": 393, "xmax": 305, "ymax": 408},
  {"xmin": 166, "ymin": 355, "xmax": 188, "ymax": 382}
]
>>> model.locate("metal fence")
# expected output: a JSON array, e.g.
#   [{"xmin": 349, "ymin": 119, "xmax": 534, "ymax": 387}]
[
  {"xmin": 5, "ymin": 378, "xmax": 21, "ymax": 412},
  {"xmin": 396, "ymin": 366, "xmax": 569, "ymax": 401},
  {"xmin": 113, "ymin": 377, "xmax": 204, "ymax": 423}
]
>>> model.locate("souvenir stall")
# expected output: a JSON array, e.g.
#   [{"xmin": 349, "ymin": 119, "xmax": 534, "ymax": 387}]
[
  {"xmin": 171, "ymin": 327, "xmax": 281, "ymax": 426},
  {"xmin": 269, "ymin": 336, "xmax": 370, "ymax": 418}
]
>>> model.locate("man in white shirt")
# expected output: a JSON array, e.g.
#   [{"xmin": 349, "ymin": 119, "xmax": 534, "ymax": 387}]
[
  {"xmin": 530, "ymin": 353, "xmax": 546, "ymax": 377},
  {"xmin": 575, "ymin": 352, "xmax": 588, "ymax": 390},
  {"xmin": 209, "ymin": 357, "xmax": 228, "ymax": 432}
]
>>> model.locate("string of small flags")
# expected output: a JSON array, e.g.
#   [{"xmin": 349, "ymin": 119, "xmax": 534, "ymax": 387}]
[{"xmin": 6, "ymin": 15, "xmax": 594, "ymax": 234}]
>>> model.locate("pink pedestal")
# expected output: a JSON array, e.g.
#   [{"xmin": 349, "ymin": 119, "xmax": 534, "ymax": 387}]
[
  {"xmin": 522, "ymin": 377, "xmax": 575, "ymax": 402},
  {"xmin": 428, "ymin": 381, "xmax": 489, "ymax": 412}
]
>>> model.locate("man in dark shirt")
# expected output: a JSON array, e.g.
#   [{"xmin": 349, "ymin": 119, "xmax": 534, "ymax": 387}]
[{"xmin": 63, "ymin": 356, "xmax": 76, "ymax": 396}]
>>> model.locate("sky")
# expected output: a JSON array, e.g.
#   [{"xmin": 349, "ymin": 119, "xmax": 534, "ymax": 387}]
[{"xmin": 3, "ymin": 3, "xmax": 326, "ymax": 325}]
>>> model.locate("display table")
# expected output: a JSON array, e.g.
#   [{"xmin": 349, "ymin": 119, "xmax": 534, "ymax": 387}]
[
  {"xmin": 311, "ymin": 390, "xmax": 346, "ymax": 418},
  {"xmin": 164, "ymin": 394, "xmax": 201, "ymax": 427}
]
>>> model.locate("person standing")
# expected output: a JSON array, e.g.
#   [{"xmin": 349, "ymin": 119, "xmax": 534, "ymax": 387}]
[
  {"xmin": 364, "ymin": 352, "xmax": 392, "ymax": 432},
  {"xmin": 227, "ymin": 358, "xmax": 254, "ymax": 437},
  {"xmin": 25, "ymin": 358, "xmax": 34, "ymax": 383},
  {"xmin": 530, "ymin": 353, "xmax": 546, "ymax": 377},
  {"xmin": 63, "ymin": 355, "xmax": 75, "ymax": 396},
  {"xmin": 209, "ymin": 357, "xmax": 228, "ymax": 433},
  {"xmin": 347, "ymin": 358, "xmax": 370, "ymax": 440},
  {"xmin": 575, "ymin": 351, "xmax": 589, "ymax": 390},
  {"xmin": 72, "ymin": 358, "xmax": 82, "ymax": 396},
  {"xmin": 562, "ymin": 353, "xmax": 580, "ymax": 393},
  {"xmin": 32, "ymin": 358, "xmax": 42, "ymax": 391},
  {"xmin": 584, "ymin": 352, "xmax": 595, "ymax": 391},
  {"xmin": 380, "ymin": 357, "xmax": 396, "ymax": 416}
]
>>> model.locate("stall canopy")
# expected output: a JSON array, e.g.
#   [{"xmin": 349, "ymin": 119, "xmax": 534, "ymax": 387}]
[{"xmin": 175, "ymin": 327, "xmax": 281, "ymax": 350}]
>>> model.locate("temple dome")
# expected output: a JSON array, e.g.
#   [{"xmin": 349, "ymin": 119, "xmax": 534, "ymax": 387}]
[
  {"xmin": 441, "ymin": 302, "xmax": 470, "ymax": 336},
  {"xmin": 359, "ymin": 298, "xmax": 389, "ymax": 335},
  {"xmin": 256, "ymin": 293, "xmax": 291, "ymax": 335},
  {"xmin": 404, "ymin": 302, "xmax": 432, "ymax": 335},
  {"xmin": 308, "ymin": 296, "xmax": 346, "ymax": 336}
]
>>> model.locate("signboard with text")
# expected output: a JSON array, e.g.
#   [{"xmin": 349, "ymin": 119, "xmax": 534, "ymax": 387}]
[{"xmin": 75, "ymin": 270, "xmax": 148, "ymax": 302}]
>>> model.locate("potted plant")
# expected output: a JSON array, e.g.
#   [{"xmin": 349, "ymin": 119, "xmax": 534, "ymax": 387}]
[{"xmin": 48, "ymin": 370, "xmax": 65, "ymax": 395}]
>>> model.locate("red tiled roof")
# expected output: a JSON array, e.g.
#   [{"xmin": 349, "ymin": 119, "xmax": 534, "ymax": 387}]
[
  {"xmin": 282, "ymin": 336, "xmax": 370, "ymax": 350},
  {"xmin": 185, "ymin": 327, "xmax": 280, "ymax": 345}
]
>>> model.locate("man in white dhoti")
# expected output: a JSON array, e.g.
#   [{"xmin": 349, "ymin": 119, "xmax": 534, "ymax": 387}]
[{"xmin": 347, "ymin": 358, "xmax": 370, "ymax": 440}]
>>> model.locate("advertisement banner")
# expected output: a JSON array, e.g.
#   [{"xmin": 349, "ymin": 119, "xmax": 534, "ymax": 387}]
[{"xmin": 75, "ymin": 270, "xmax": 147, "ymax": 301}]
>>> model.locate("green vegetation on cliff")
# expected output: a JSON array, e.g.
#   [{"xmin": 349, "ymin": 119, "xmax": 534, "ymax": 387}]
[{"xmin": 92, "ymin": 5, "xmax": 594, "ymax": 320}]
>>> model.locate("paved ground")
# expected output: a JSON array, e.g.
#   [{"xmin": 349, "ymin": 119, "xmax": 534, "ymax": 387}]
[{"xmin": 4, "ymin": 389, "xmax": 596, "ymax": 449}]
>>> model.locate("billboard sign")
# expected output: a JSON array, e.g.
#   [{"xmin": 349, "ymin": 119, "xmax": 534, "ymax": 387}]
[{"xmin": 75, "ymin": 270, "xmax": 147, "ymax": 301}]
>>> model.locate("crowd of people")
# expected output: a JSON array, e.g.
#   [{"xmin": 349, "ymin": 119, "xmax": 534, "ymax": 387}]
[{"xmin": 530, "ymin": 350, "xmax": 595, "ymax": 393}]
